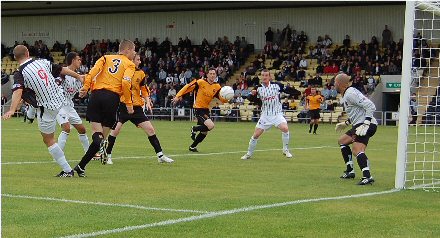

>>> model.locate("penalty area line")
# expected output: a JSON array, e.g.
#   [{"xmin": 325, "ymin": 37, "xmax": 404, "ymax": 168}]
[{"xmin": 59, "ymin": 188, "xmax": 399, "ymax": 238}]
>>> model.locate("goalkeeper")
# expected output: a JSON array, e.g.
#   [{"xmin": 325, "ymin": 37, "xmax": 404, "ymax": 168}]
[{"xmin": 334, "ymin": 73, "xmax": 377, "ymax": 185}]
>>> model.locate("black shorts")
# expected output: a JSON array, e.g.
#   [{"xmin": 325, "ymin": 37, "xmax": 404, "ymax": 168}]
[
  {"xmin": 194, "ymin": 108, "xmax": 211, "ymax": 125},
  {"xmin": 345, "ymin": 123, "xmax": 377, "ymax": 145},
  {"xmin": 116, "ymin": 104, "xmax": 149, "ymax": 127},
  {"xmin": 309, "ymin": 109, "xmax": 321, "ymax": 120},
  {"xmin": 86, "ymin": 89, "xmax": 120, "ymax": 128}
]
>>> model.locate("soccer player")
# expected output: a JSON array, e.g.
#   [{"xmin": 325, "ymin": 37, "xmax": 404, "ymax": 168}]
[
  {"xmin": 305, "ymin": 88, "xmax": 323, "ymax": 134},
  {"xmin": 173, "ymin": 68, "xmax": 229, "ymax": 152},
  {"xmin": 241, "ymin": 69, "xmax": 292, "ymax": 160},
  {"xmin": 334, "ymin": 73, "xmax": 377, "ymax": 185},
  {"xmin": 2, "ymin": 45, "xmax": 83, "ymax": 177},
  {"xmin": 104, "ymin": 54, "xmax": 173, "ymax": 164},
  {"xmin": 74, "ymin": 40, "xmax": 136, "ymax": 177},
  {"xmin": 56, "ymin": 52, "xmax": 90, "ymax": 152}
]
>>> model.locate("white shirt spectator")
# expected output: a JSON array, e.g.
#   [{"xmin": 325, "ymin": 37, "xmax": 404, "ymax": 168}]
[
  {"xmin": 158, "ymin": 69, "xmax": 167, "ymax": 82},
  {"xmin": 299, "ymin": 59, "xmax": 308, "ymax": 68}
]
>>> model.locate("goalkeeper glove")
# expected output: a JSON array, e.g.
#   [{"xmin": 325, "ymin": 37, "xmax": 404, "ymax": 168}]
[
  {"xmin": 355, "ymin": 119, "xmax": 371, "ymax": 136},
  {"xmin": 335, "ymin": 120, "xmax": 349, "ymax": 132}
]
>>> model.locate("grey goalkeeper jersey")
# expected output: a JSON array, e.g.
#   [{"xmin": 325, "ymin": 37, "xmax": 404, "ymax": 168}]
[{"xmin": 341, "ymin": 87, "xmax": 377, "ymax": 126}]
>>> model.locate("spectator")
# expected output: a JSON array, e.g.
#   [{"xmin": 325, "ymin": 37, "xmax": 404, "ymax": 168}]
[
  {"xmin": 282, "ymin": 98, "xmax": 290, "ymax": 110},
  {"xmin": 274, "ymin": 29, "xmax": 282, "ymax": 45},
  {"xmin": 343, "ymin": 35, "xmax": 351, "ymax": 48},
  {"xmin": 234, "ymin": 93, "xmax": 244, "ymax": 105},
  {"xmin": 323, "ymin": 35, "xmax": 333, "ymax": 48},
  {"xmin": 289, "ymin": 100, "xmax": 298, "ymax": 110},
  {"xmin": 184, "ymin": 68, "xmax": 192, "ymax": 82},
  {"xmin": 298, "ymin": 31, "xmax": 308, "ymax": 44},
  {"xmin": 211, "ymin": 102, "xmax": 221, "ymax": 120},
  {"xmin": 382, "ymin": 25, "xmax": 393, "ymax": 48},
  {"xmin": 372, "ymin": 62, "xmax": 382, "ymax": 75},
  {"xmin": 366, "ymin": 75, "xmax": 376, "ymax": 94},
  {"xmin": 321, "ymin": 87, "xmax": 331, "ymax": 100},
  {"xmin": 227, "ymin": 103, "xmax": 240, "ymax": 121},
  {"xmin": 252, "ymin": 104, "xmax": 260, "ymax": 122},
  {"xmin": 265, "ymin": 27, "xmax": 274, "ymax": 43},
  {"xmin": 329, "ymin": 85, "xmax": 338, "ymax": 100},
  {"xmin": 299, "ymin": 57, "xmax": 308, "ymax": 69},
  {"xmin": 158, "ymin": 68, "xmax": 167, "ymax": 83},
  {"xmin": 409, "ymin": 93, "xmax": 418, "ymax": 124}
]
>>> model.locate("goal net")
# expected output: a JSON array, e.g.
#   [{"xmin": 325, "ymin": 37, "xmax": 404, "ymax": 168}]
[{"xmin": 396, "ymin": 1, "xmax": 440, "ymax": 190}]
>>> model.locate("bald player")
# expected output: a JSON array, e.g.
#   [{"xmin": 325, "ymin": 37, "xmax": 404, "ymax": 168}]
[
  {"xmin": 74, "ymin": 40, "xmax": 136, "ymax": 177},
  {"xmin": 334, "ymin": 73, "xmax": 377, "ymax": 185},
  {"xmin": 3, "ymin": 45, "xmax": 83, "ymax": 177}
]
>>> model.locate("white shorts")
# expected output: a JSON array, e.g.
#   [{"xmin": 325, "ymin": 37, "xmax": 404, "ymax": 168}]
[
  {"xmin": 37, "ymin": 107, "xmax": 59, "ymax": 134},
  {"xmin": 256, "ymin": 114, "xmax": 287, "ymax": 130},
  {"xmin": 56, "ymin": 105, "xmax": 83, "ymax": 125}
]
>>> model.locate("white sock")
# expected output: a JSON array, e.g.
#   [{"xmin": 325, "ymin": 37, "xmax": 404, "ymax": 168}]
[
  {"xmin": 57, "ymin": 131, "xmax": 69, "ymax": 151},
  {"xmin": 282, "ymin": 132, "xmax": 290, "ymax": 151},
  {"xmin": 247, "ymin": 136, "xmax": 258, "ymax": 156},
  {"xmin": 48, "ymin": 143, "xmax": 71, "ymax": 172},
  {"xmin": 78, "ymin": 133, "xmax": 90, "ymax": 152}
]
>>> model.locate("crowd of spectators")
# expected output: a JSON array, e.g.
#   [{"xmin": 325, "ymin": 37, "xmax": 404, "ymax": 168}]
[
  {"xmin": 2, "ymin": 35, "xmax": 253, "ymax": 108},
  {"xmin": 260, "ymin": 24, "xmax": 411, "ymax": 96}
]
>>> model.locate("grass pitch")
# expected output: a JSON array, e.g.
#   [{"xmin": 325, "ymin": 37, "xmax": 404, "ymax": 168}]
[{"xmin": 2, "ymin": 118, "xmax": 439, "ymax": 237}]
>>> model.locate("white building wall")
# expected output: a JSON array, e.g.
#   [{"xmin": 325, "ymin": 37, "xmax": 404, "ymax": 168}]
[{"xmin": 1, "ymin": 5, "xmax": 405, "ymax": 50}]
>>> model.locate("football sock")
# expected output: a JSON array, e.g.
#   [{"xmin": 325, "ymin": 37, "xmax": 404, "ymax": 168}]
[
  {"xmin": 157, "ymin": 151, "xmax": 164, "ymax": 158},
  {"xmin": 48, "ymin": 143, "xmax": 72, "ymax": 172},
  {"xmin": 191, "ymin": 133, "xmax": 207, "ymax": 148},
  {"xmin": 247, "ymin": 136, "xmax": 258, "ymax": 156},
  {"xmin": 340, "ymin": 144, "xmax": 354, "ymax": 172},
  {"xmin": 78, "ymin": 133, "xmax": 90, "ymax": 152},
  {"xmin": 57, "ymin": 131, "xmax": 69, "ymax": 151},
  {"xmin": 193, "ymin": 124, "xmax": 209, "ymax": 132},
  {"xmin": 78, "ymin": 132, "xmax": 103, "ymax": 169},
  {"xmin": 356, "ymin": 152, "xmax": 371, "ymax": 178},
  {"xmin": 313, "ymin": 124, "xmax": 318, "ymax": 133},
  {"xmin": 282, "ymin": 132, "xmax": 290, "ymax": 151},
  {"xmin": 148, "ymin": 134, "xmax": 162, "ymax": 153},
  {"xmin": 309, "ymin": 124, "xmax": 313, "ymax": 132},
  {"xmin": 106, "ymin": 135, "xmax": 117, "ymax": 155}
]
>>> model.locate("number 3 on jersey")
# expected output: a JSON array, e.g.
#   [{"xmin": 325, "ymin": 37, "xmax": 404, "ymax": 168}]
[{"xmin": 108, "ymin": 59, "xmax": 121, "ymax": 74}]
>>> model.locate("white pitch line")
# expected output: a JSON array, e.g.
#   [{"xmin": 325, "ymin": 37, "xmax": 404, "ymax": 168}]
[
  {"xmin": 1, "ymin": 146, "xmax": 332, "ymax": 165},
  {"xmin": 59, "ymin": 189, "xmax": 400, "ymax": 238},
  {"xmin": 2, "ymin": 193, "xmax": 208, "ymax": 214}
]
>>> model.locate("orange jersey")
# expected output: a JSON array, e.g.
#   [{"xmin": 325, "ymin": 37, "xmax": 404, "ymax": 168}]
[
  {"xmin": 83, "ymin": 54, "xmax": 135, "ymax": 107},
  {"xmin": 307, "ymin": 94, "xmax": 324, "ymax": 110},
  {"xmin": 122, "ymin": 69, "xmax": 150, "ymax": 107},
  {"xmin": 176, "ymin": 79, "xmax": 228, "ymax": 109}
]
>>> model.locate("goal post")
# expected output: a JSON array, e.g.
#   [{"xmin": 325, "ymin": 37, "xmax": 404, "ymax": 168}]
[{"xmin": 396, "ymin": 1, "xmax": 440, "ymax": 190}]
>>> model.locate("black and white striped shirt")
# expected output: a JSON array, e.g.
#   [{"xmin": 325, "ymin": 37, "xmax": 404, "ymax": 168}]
[
  {"xmin": 12, "ymin": 59, "xmax": 65, "ymax": 110},
  {"xmin": 256, "ymin": 82, "xmax": 284, "ymax": 116},
  {"xmin": 60, "ymin": 75, "xmax": 82, "ymax": 107}
]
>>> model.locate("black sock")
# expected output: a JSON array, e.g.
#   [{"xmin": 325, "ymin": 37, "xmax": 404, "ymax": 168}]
[
  {"xmin": 356, "ymin": 152, "xmax": 371, "ymax": 178},
  {"xmin": 340, "ymin": 144, "xmax": 353, "ymax": 172},
  {"xmin": 78, "ymin": 132, "xmax": 103, "ymax": 169},
  {"xmin": 106, "ymin": 135, "xmax": 117, "ymax": 155},
  {"xmin": 193, "ymin": 124, "xmax": 209, "ymax": 132},
  {"xmin": 148, "ymin": 134, "xmax": 162, "ymax": 153},
  {"xmin": 191, "ymin": 133, "xmax": 207, "ymax": 148},
  {"xmin": 309, "ymin": 124, "xmax": 313, "ymax": 132},
  {"xmin": 313, "ymin": 124, "xmax": 318, "ymax": 133}
]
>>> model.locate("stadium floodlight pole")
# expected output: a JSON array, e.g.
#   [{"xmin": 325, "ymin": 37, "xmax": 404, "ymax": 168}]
[{"xmin": 395, "ymin": 0, "xmax": 416, "ymax": 189}]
